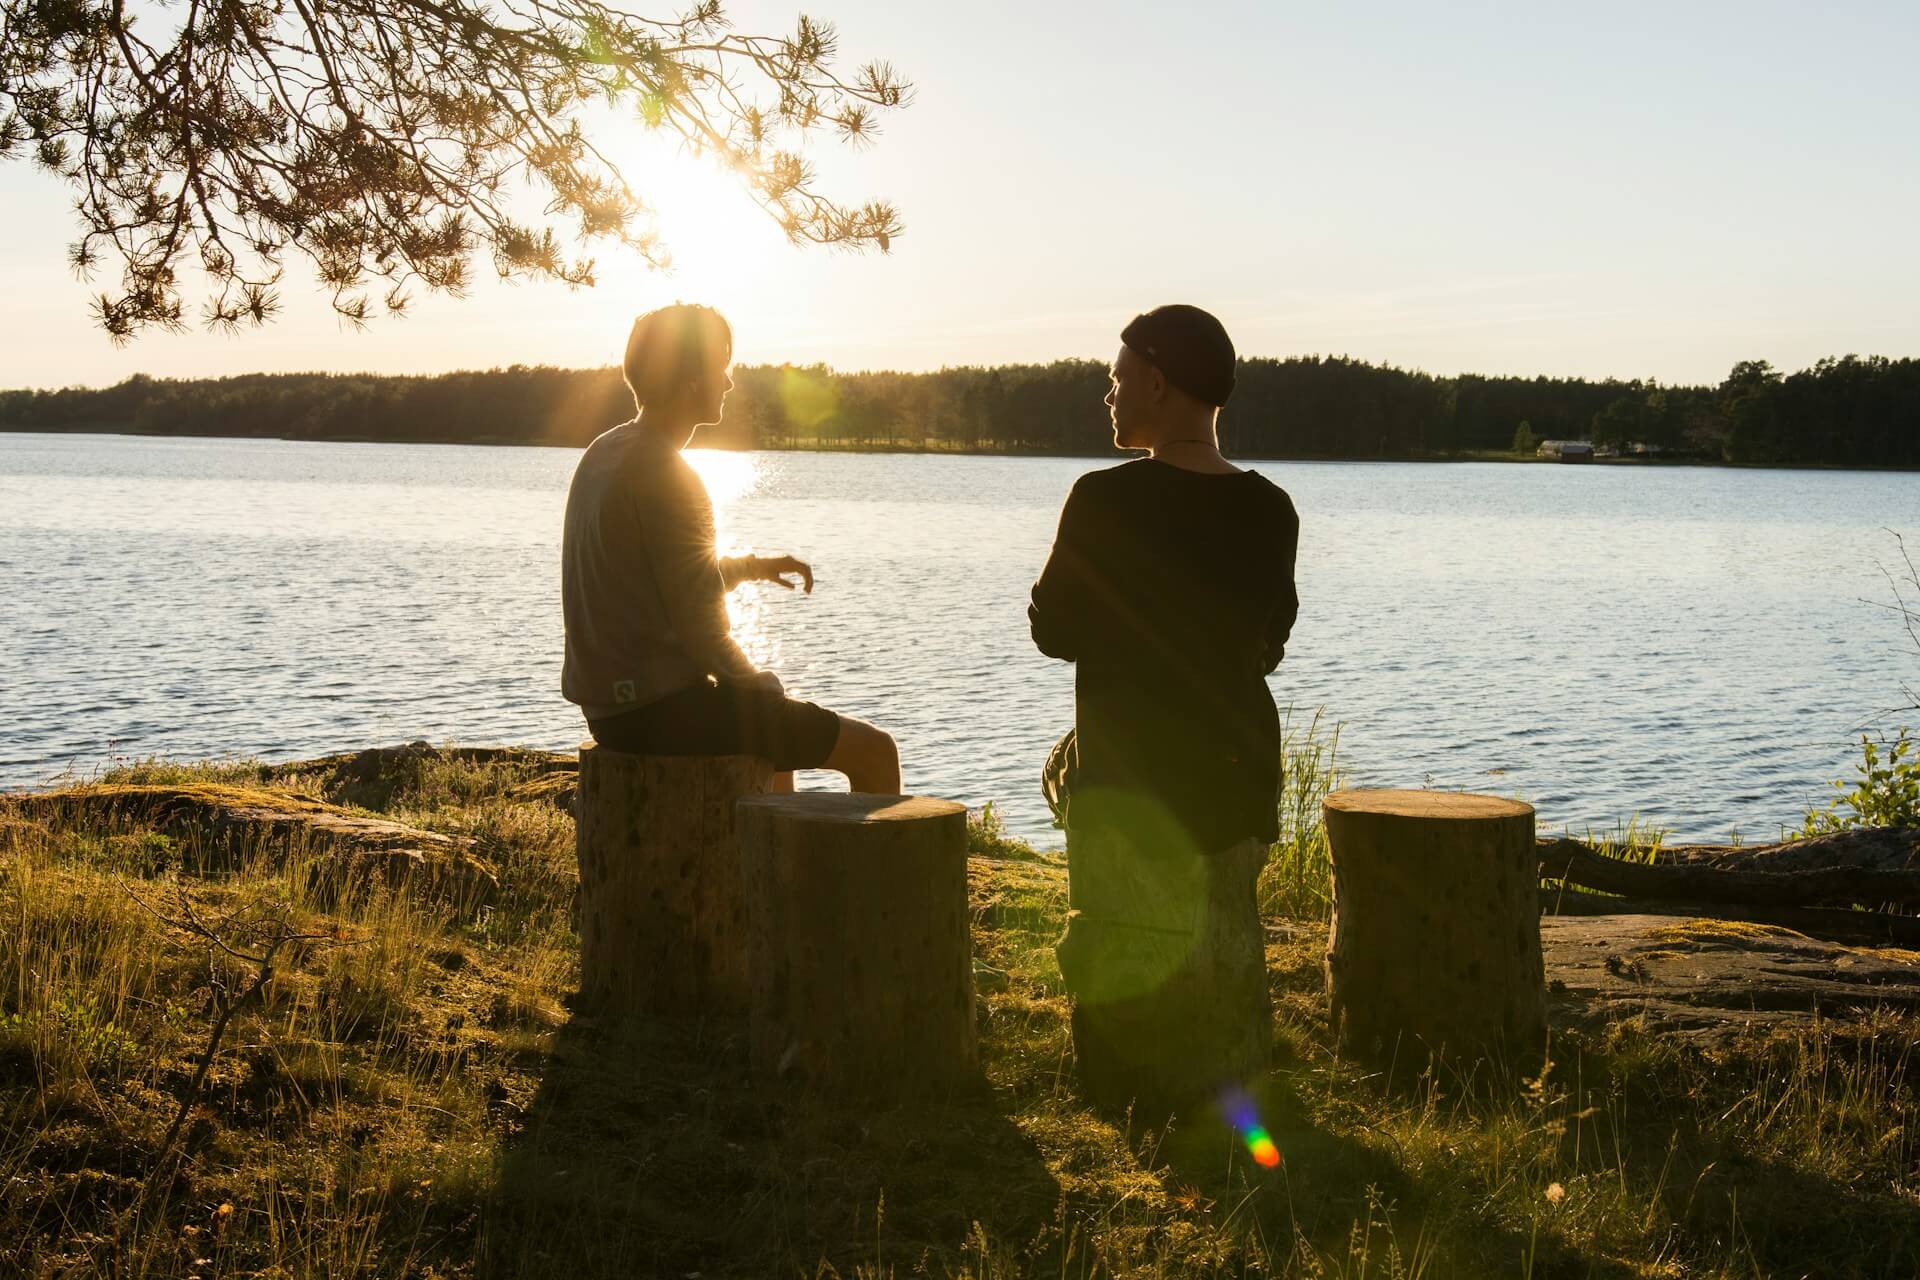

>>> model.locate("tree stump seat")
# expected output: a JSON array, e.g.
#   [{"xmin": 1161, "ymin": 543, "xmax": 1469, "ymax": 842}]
[
  {"xmin": 1323, "ymin": 788, "xmax": 1546, "ymax": 1075},
  {"xmin": 737, "ymin": 793, "xmax": 977, "ymax": 1100},
  {"xmin": 573, "ymin": 742, "xmax": 771, "ymax": 1017}
]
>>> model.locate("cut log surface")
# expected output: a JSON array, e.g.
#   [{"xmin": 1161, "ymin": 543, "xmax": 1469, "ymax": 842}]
[
  {"xmin": 738, "ymin": 793, "xmax": 976, "ymax": 1099},
  {"xmin": 1324, "ymin": 789, "xmax": 1546, "ymax": 1071},
  {"xmin": 573, "ymin": 744, "xmax": 771, "ymax": 1017}
]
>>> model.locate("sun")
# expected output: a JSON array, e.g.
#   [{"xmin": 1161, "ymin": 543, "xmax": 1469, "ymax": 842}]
[{"xmin": 590, "ymin": 126, "xmax": 795, "ymax": 338}]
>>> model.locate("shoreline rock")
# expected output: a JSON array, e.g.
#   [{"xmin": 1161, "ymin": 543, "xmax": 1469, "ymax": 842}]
[{"xmin": 7, "ymin": 780, "xmax": 498, "ymax": 913}]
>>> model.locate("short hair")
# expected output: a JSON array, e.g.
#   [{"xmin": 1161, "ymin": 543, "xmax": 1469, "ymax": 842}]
[{"xmin": 622, "ymin": 303, "xmax": 733, "ymax": 407}]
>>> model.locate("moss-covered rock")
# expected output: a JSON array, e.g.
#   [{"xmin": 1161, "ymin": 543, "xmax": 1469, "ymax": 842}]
[
  {"xmin": 9, "ymin": 782, "xmax": 497, "ymax": 911},
  {"xmin": 282, "ymin": 741, "xmax": 577, "ymax": 810}
]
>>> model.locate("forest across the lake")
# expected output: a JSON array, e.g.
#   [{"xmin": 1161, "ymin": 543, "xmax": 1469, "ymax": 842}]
[{"xmin": 5, "ymin": 352, "xmax": 1918, "ymax": 467}]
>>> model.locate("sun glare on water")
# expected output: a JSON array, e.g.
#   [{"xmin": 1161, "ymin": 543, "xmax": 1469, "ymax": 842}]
[
  {"xmin": 681, "ymin": 447, "xmax": 776, "ymax": 668},
  {"xmin": 683, "ymin": 447, "xmax": 759, "ymax": 511}
]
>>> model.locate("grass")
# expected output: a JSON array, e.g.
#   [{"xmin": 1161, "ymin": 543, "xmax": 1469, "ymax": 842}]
[
  {"xmin": 1259, "ymin": 708, "xmax": 1345, "ymax": 921},
  {"xmin": 0, "ymin": 740, "xmax": 1914, "ymax": 1277}
]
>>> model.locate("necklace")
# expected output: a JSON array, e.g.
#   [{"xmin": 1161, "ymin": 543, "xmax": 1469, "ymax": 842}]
[{"xmin": 1153, "ymin": 438, "xmax": 1239, "ymax": 473}]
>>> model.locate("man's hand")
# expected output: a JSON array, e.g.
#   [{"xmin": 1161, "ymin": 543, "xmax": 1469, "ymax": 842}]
[
  {"xmin": 732, "ymin": 669, "xmax": 785, "ymax": 697},
  {"xmin": 759, "ymin": 554, "xmax": 814, "ymax": 594}
]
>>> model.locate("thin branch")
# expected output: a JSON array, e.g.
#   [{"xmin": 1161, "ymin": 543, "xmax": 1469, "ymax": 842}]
[
  {"xmin": 120, "ymin": 880, "xmax": 342, "ymax": 1195},
  {"xmin": 5, "ymin": 0, "xmax": 910, "ymax": 335}
]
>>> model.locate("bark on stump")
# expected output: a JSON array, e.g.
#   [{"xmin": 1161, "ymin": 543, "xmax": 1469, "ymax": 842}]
[
  {"xmin": 1323, "ymin": 789, "xmax": 1546, "ymax": 1075},
  {"xmin": 573, "ymin": 742, "xmax": 771, "ymax": 1017},
  {"xmin": 737, "ymin": 793, "xmax": 976, "ymax": 1099}
]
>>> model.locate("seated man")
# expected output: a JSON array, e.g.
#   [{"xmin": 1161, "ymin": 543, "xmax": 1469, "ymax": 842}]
[
  {"xmin": 562, "ymin": 303, "xmax": 899, "ymax": 793},
  {"xmin": 1030, "ymin": 304, "xmax": 1300, "ymax": 1111}
]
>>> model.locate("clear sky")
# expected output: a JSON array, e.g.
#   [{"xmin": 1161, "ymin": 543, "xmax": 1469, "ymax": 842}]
[{"xmin": 3, "ymin": 0, "xmax": 1917, "ymax": 389}]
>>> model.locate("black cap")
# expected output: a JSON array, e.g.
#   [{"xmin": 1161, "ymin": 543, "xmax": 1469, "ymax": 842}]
[{"xmin": 1120, "ymin": 304, "xmax": 1236, "ymax": 407}]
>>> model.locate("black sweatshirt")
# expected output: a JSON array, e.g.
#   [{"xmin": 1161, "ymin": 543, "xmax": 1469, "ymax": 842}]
[{"xmin": 1029, "ymin": 458, "xmax": 1300, "ymax": 852}]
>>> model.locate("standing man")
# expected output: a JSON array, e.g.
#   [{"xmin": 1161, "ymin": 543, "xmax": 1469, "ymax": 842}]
[{"xmin": 1029, "ymin": 304, "xmax": 1299, "ymax": 1112}]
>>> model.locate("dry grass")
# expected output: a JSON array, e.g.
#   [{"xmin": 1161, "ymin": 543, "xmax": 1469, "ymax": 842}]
[{"xmin": 0, "ymin": 749, "xmax": 1915, "ymax": 1277}]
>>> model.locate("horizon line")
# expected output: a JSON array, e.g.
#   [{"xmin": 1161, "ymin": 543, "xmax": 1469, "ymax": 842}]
[{"xmin": 8, "ymin": 348, "xmax": 1915, "ymax": 397}]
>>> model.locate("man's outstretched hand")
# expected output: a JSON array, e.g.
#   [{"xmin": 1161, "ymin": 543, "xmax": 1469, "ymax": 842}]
[{"xmin": 760, "ymin": 555, "xmax": 814, "ymax": 594}]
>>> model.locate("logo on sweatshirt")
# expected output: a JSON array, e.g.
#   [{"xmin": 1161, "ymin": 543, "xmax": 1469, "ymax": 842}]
[{"xmin": 613, "ymin": 679, "xmax": 637, "ymax": 704}]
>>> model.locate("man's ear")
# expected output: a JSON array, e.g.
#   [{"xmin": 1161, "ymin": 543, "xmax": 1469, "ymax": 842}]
[{"xmin": 1145, "ymin": 364, "xmax": 1168, "ymax": 403}]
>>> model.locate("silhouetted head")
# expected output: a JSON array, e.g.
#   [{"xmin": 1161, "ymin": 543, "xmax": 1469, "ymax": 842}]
[
  {"xmin": 623, "ymin": 303, "xmax": 734, "ymax": 437},
  {"xmin": 1106, "ymin": 304, "xmax": 1236, "ymax": 450}
]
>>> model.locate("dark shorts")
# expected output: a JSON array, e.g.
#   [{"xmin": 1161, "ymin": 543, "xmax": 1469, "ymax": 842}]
[{"xmin": 587, "ymin": 680, "xmax": 842, "ymax": 772}]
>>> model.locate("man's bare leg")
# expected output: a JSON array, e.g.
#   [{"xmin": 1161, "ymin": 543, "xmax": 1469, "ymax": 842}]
[
  {"xmin": 823, "ymin": 715, "xmax": 902, "ymax": 795},
  {"xmin": 771, "ymin": 771, "xmax": 797, "ymax": 793}
]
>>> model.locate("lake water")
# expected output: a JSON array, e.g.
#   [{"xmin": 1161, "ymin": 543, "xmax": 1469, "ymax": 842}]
[{"xmin": 3, "ymin": 432, "xmax": 1916, "ymax": 847}]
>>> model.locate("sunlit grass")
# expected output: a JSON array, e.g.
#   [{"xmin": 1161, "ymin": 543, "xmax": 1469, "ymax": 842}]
[
  {"xmin": 1260, "ymin": 706, "xmax": 1344, "ymax": 920},
  {"xmin": 0, "ymin": 743, "xmax": 1914, "ymax": 1276}
]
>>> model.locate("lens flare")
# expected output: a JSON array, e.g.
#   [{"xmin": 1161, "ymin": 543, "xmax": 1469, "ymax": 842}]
[
  {"xmin": 1244, "ymin": 1126, "xmax": 1282, "ymax": 1168},
  {"xmin": 1219, "ymin": 1086, "xmax": 1282, "ymax": 1169}
]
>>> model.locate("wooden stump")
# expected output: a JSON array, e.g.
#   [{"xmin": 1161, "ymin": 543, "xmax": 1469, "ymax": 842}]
[
  {"xmin": 1323, "ymin": 789, "xmax": 1545, "ymax": 1073},
  {"xmin": 573, "ymin": 742, "xmax": 771, "ymax": 1017},
  {"xmin": 737, "ymin": 793, "xmax": 976, "ymax": 1099}
]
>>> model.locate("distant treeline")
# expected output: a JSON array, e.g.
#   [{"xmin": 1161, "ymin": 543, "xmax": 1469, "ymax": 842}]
[{"xmin": 3, "ymin": 354, "xmax": 1917, "ymax": 465}]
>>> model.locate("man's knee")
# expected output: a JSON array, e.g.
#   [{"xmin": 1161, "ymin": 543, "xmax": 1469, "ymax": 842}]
[
  {"xmin": 829, "ymin": 716, "xmax": 894, "ymax": 767},
  {"xmin": 845, "ymin": 718, "xmax": 897, "ymax": 769}
]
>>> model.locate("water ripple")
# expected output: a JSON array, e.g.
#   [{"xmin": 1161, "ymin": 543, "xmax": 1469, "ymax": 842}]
[{"xmin": 4, "ymin": 434, "xmax": 1918, "ymax": 846}]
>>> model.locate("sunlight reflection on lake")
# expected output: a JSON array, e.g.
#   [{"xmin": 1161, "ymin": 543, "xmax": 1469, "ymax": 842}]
[
  {"xmin": 684, "ymin": 446, "xmax": 762, "ymax": 519},
  {"xmin": 3, "ymin": 432, "xmax": 1917, "ymax": 847}
]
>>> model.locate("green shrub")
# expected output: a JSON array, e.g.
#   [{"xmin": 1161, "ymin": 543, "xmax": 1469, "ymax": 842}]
[
  {"xmin": 0, "ymin": 994, "xmax": 140, "ymax": 1081},
  {"xmin": 968, "ymin": 802, "xmax": 1044, "ymax": 860},
  {"xmin": 1801, "ymin": 730, "xmax": 1920, "ymax": 833}
]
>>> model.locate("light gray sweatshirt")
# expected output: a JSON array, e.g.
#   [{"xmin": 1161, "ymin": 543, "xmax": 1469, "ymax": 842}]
[{"xmin": 561, "ymin": 423, "xmax": 759, "ymax": 720}]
